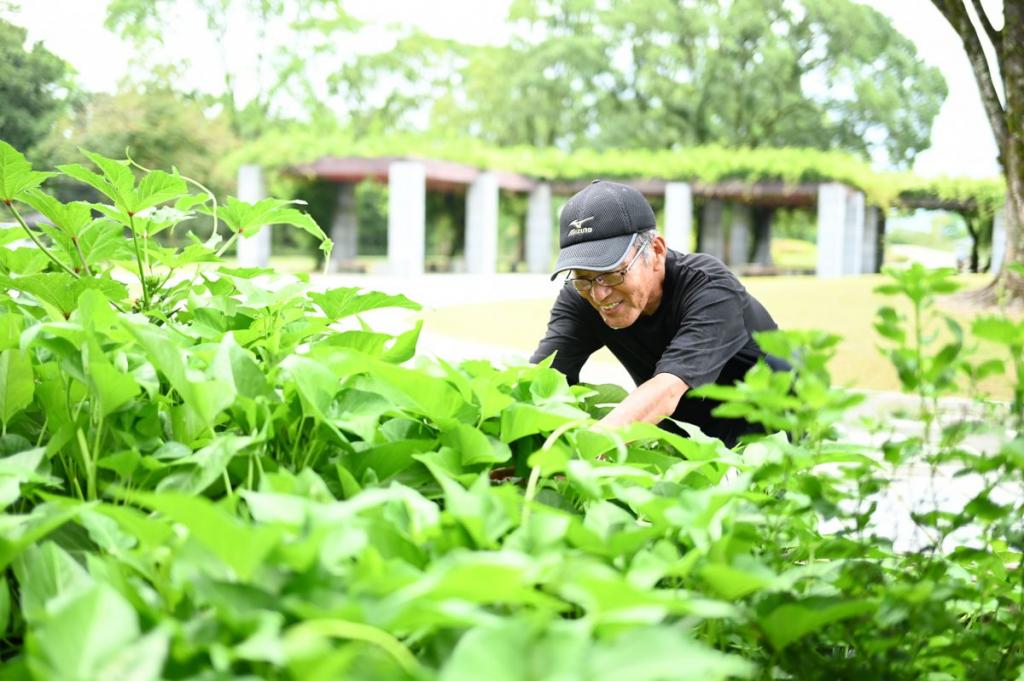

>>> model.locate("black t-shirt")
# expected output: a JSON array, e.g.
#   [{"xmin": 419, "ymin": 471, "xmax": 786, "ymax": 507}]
[{"xmin": 530, "ymin": 250, "xmax": 781, "ymax": 445}]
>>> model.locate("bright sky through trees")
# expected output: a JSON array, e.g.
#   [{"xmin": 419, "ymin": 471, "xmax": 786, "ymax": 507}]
[{"xmin": 8, "ymin": 0, "xmax": 1001, "ymax": 178}]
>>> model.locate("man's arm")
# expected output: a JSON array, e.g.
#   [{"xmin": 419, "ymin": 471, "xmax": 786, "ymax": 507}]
[
  {"xmin": 531, "ymin": 287, "xmax": 602, "ymax": 384},
  {"xmin": 600, "ymin": 372, "xmax": 688, "ymax": 427}
]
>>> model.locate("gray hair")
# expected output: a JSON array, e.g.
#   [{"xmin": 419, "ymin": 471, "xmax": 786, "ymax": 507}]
[{"xmin": 635, "ymin": 229, "xmax": 658, "ymax": 262}]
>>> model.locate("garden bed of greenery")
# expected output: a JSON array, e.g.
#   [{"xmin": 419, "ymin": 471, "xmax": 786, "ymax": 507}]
[
  {"xmin": 422, "ymin": 272, "xmax": 1013, "ymax": 398},
  {"xmin": 0, "ymin": 142, "xmax": 1022, "ymax": 680}
]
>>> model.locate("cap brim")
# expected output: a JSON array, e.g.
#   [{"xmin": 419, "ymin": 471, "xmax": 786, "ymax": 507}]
[{"xmin": 549, "ymin": 233, "xmax": 637, "ymax": 281}]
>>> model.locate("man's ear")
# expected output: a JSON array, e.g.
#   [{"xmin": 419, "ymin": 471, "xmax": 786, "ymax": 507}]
[{"xmin": 652, "ymin": 234, "xmax": 668, "ymax": 268}]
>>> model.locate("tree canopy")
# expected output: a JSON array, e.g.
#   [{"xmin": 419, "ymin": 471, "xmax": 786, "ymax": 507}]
[
  {"xmin": 0, "ymin": 18, "xmax": 72, "ymax": 153},
  {"xmin": 105, "ymin": 0, "xmax": 360, "ymax": 138},
  {"xmin": 104, "ymin": 0, "xmax": 947, "ymax": 169},
  {"xmin": 436, "ymin": 0, "xmax": 947, "ymax": 167},
  {"xmin": 36, "ymin": 84, "xmax": 238, "ymax": 196}
]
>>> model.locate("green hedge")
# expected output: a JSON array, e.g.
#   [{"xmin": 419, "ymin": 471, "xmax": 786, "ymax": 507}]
[{"xmin": 223, "ymin": 126, "xmax": 1005, "ymax": 212}]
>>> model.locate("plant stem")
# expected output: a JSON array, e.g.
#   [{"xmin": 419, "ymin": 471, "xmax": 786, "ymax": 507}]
[
  {"xmin": 125, "ymin": 154, "xmax": 220, "ymax": 242},
  {"xmin": 76, "ymin": 427, "xmax": 96, "ymax": 501},
  {"xmin": 70, "ymin": 236, "xmax": 92, "ymax": 276},
  {"xmin": 215, "ymin": 232, "xmax": 240, "ymax": 259},
  {"xmin": 4, "ymin": 201, "xmax": 79, "ymax": 277},
  {"xmin": 286, "ymin": 620, "xmax": 422, "ymax": 676},
  {"xmin": 127, "ymin": 213, "xmax": 151, "ymax": 309},
  {"xmin": 35, "ymin": 417, "xmax": 47, "ymax": 447},
  {"xmin": 126, "ymin": 154, "xmax": 225, "ymax": 292},
  {"xmin": 522, "ymin": 419, "xmax": 588, "ymax": 526}
]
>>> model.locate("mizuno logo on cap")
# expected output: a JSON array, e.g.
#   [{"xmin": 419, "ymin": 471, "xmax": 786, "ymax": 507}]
[{"xmin": 567, "ymin": 216, "xmax": 595, "ymax": 236}]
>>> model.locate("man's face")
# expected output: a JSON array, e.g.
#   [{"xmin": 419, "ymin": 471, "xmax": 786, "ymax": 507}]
[{"xmin": 574, "ymin": 239, "xmax": 665, "ymax": 329}]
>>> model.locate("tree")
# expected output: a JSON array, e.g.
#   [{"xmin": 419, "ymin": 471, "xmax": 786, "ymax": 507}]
[
  {"xmin": 447, "ymin": 0, "xmax": 947, "ymax": 166},
  {"xmin": 446, "ymin": 3, "xmax": 613, "ymax": 148},
  {"xmin": 930, "ymin": 0, "xmax": 1024, "ymax": 300},
  {"xmin": 35, "ymin": 85, "xmax": 237, "ymax": 198},
  {"xmin": 105, "ymin": 0, "xmax": 359, "ymax": 139},
  {"xmin": 0, "ymin": 18, "xmax": 72, "ymax": 153},
  {"xmin": 329, "ymin": 31, "xmax": 470, "ymax": 138}
]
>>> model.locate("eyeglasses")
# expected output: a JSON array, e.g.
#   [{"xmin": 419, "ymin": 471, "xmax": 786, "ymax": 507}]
[{"xmin": 566, "ymin": 241, "xmax": 648, "ymax": 295}]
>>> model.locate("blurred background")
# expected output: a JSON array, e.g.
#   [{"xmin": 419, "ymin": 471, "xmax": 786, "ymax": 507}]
[{"xmin": 0, "ymin": 0, "xmax": 1011, "ymax": 392}]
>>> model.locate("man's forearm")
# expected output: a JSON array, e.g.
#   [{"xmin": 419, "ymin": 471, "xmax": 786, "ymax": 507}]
[{"xmin": 600, "ymin": 372, "xmax": 688, "ymax": 427}]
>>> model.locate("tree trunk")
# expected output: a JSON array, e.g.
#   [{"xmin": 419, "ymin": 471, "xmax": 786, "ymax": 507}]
[
  {"xmin": 962, "ymin": 212, "xmax": 980, "ymax": 273},
  {"xmin": 997, "ymin": 1, "xmax": 1024, "ymax": 299},
  {"xmin": 933, "ymin": 0, "xmax": 1024, "ymax": 304}
]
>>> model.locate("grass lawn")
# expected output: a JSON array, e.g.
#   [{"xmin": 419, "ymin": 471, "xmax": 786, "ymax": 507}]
[
  {"xmin": 423, "ymin": 273, "xmax": 1019, "ymax": 397},
  {"xmin": 220, "ymin": 254, "xmax": 322, "ymax": 274},
  {"xmin": 771, "ymin": 238, "xmax": 817, "ymax": 271}
]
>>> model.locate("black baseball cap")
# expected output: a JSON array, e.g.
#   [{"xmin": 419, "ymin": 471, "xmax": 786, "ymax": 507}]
[{"xmin": 551, "ymin": 180, "xmax": 657, "ymax": 280}]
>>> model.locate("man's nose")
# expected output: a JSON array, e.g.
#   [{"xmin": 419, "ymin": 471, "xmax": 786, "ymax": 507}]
[{"xmin": 591, "ymin": 283, "xmax": 613, "ymax": 302}]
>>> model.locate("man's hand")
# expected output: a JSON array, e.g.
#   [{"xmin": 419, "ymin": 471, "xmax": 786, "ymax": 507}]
[{"xmin": 599, "ymin": 372, "xmax": 688, "ymax": 428}]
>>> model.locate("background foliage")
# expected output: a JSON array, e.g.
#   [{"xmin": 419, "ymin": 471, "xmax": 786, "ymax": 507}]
[
  {"xmin": 446, "ymin": 0, "xmax": 946, "ymax": 166},
  {"xmin": 0, "ymin": 0, "xmax": 1003, "ymax": 263},
  {"xmin": 235, "ymin": 128, "xmax": 1005, "ymax": 215},
  {"xmin": 36, "ymin": 85, "xmax": 238, "ymax": 200},
  {"xmin": 0, "ymin": 18, "xmax": 71, "ymax": 154}
]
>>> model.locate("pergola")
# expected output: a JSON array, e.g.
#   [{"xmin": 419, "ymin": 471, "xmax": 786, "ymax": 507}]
[{"xmin": 232, "ymin": 155, "xmax": 985, "ymax": 278}]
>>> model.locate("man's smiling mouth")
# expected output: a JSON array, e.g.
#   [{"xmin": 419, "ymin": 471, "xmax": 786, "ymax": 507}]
[{"xmin": 600, "ymin": 301, "xmax": 622, "ymax": 312}]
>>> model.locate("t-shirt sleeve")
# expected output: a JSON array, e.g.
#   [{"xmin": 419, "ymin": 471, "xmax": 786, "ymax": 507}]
[
  {"xmin": 654, "ymin": 280, "xmax": 751, "ymax": 388},
  {"xmin": 529, "ymin": 287, "xmax": 603, "ymax": 385}
]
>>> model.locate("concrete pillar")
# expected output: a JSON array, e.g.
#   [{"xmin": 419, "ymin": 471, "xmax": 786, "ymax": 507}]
[
  {"xmin": 752, "ymin": 207, "xmax": 774, "ymax": 267},
  {"xmin": 700, "ymin": 199, "xmax": 726, "ymax": 261},
  {"xmin": 465, "ymin": 172, "xmax": 499, "ymax": 275},
  {"xmin": 816, "ymin": 183, "xmax": 846, "ymax": 278},
  {"xmin": 526, "ymin": 182, "xmax": 552, "ymax": 273},
  {"xmin": 991, "ymin": 203, "xmax": 1008, "ymax": 274},
  {"xmin": 729, "ymin": 203, "xmax": 753, "ymax": 266},
  {"xmin": 328, "ymin": 183, "xmax": 357, "ymax": 272},
  {"xmin": 387, "ymin": 161, "xmax": 426, "ymax": 276},
  {"xmin": 236, "ymin": 165, "xmax": 270, "ymax": 267},
  {"xmin": 875, "ymin": 211, "xmax": 887, "ymax": 273},
  {"xmin": 663, "ymin": 182, "xmax": 693, "ymax": 253},
  {"xmin": 842, "ymin": 189, "xmax": 865, "ymax": 275},
  {"xmin": 861, "ymin": 206, "xmax": 879, "ymax": 274}
]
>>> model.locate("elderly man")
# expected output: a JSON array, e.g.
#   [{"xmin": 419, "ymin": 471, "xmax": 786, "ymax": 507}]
[{"xmin": 530, "ymin": 180, "xmax": 786, "ymax": 447}]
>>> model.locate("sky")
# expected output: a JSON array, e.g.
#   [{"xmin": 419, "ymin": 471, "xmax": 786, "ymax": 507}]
[{"xmin": 7, "ymin": 0, "xmax": 1003, "ymax": 179}]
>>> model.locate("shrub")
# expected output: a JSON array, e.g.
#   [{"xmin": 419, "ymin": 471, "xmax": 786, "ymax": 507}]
[{"xmin": 0, "ymin": 141, "xmax": 1021, "ymax": 680}]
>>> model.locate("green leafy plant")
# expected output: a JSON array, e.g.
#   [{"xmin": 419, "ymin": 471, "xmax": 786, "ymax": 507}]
[{"xmin": 0, "ymin": 141, "xmax": 1021, "ymax": 680}]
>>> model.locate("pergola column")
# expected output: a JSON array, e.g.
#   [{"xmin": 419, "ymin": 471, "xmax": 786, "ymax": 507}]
[
  {"xmin": 729, "ymin": 203, "xmax": 752, "ymax": 266},
  {"xmin": 861, "ymin": 206, "xmax": 880, "ymax": 274},
  {"xmin": 817, "ymin": 183, "xmax": 866, "ymax": 278},
  {"xmin": 465, "ymin": 172, "xmax": 499, "ymax": 274},
  {"xmin": 875, "ymin": 211, "xmax": 887, "ymax": 273},
  {"xmin": 236, "ymin": 165, "xmax": 270, "ymax": 267},
  {"xmin": 842, "ymin": 190, "xmax": 865, "ymax": 276},
  {"xmin": 526, "ymin": 182, "xmax": 552, "ymax": 273},
  {"xmin": 387, "ymin": 161, "xmax": 426, "ymax": 276},
  {"xmin": 328, "ymin": 182, "xmax": 357, "ymax": 272},
  {"xmin": 700, "ymin": 199, "xmax": 726, "ymax": 261},
  {"xmin": 663, "ymin": 182, "xmax": 692, "ymax": 252},
  {"xmin": 992, "ymin": 202, "xmax": 1008, "ymax": 274},
  {"xmin": 752, "ymin": 207, "xmax": 774, "ymax": 267}
]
